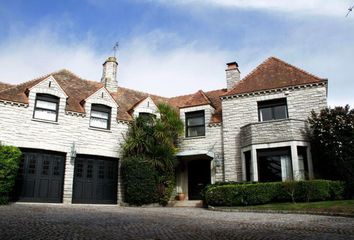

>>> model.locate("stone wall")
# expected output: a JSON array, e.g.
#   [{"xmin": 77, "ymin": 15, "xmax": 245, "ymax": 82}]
[
  {"xmin": 240, "ymin": 119, "xmax": 308, "ymax": 148},
  {"xmin": 178, "ymin": 105, "xmax": 224, "ymax": 182},
  {"xmin": 221, "ymin": 84, "xmax": 327, "ymax": 181},
  {"xmin": 0, "ymin": 77, "xmax": 128, "ymax": 204}
]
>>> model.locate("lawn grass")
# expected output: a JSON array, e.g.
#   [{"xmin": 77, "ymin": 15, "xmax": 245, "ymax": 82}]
[{"xmin": 224, "ymin": 200, "xmax": 354, "ymax": 215}]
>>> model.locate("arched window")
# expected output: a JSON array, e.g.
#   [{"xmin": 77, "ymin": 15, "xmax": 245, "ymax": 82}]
[
  {"xmin": 90, "ymin": 104, "xmax": 111, "ymax": 130},
  {"xmin": 33, "ymin": 94, "xmax": 60, "ymax": 122}
]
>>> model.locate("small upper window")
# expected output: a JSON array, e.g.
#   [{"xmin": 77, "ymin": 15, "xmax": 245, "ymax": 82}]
[
  {"xmin": 258, "ymin": 98, "xmax": 288, "ymax": 122},
  {"xmin": 33, "ymin": 94, "xmax": 59, "ymax": 122},
  {"xmin": 90, "ymin": 104, "xmax": 111, "ymax": 130},
  {"xmin": 185, "ymin": 110, "xmax": 205, "ymax": 137},
  {"xmin": 139, "ymin": 112, "xmax": 156, "ymax": 120}
]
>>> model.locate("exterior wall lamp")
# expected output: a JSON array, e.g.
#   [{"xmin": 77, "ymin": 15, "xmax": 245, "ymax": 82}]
[
  {"xmin": 214, "ymin": 152, "xmax": 222, "ymax": 167},
  {"xmin": 70, "ymin": 142, "xmax": 77, "ymax": 161}
]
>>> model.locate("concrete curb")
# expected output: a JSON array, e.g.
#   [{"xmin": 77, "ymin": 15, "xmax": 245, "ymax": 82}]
[{"xmin": 208, "ymin": 206, "xmax": 354, "ymax": 218}]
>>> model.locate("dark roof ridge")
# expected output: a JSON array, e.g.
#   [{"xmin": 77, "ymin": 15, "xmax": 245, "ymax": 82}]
[{"xmin": 198, "ymin": 90, "xmax": 212, "ymax": 105}]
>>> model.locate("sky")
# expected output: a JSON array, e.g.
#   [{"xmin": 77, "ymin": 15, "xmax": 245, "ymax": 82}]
[{"xmin": 0, "ymin": 0, "xmax": 353, "ymax": 106}]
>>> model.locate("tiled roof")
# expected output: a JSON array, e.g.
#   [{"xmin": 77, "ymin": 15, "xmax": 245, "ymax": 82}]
[
  {"xmin": 0, "ymin": 82, "xmax": 13, "ymax": 92},
  {"xmin": 223, "ymin": 57, "xmax": 326, "ymax": 97},
  {"xmin": 0, "ymin": 56, "xmax": 325, "ymax": 124},
  {"xmin": 168, "ymin": 89, "xmax": 227, "ymax": 124},
  {"xmin": 111, "ymin": 88, "xmax": 168, "ymax": 121}
]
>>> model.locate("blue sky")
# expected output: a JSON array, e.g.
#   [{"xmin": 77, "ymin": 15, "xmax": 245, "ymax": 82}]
[{"xmin": 0, "ymin": 0, "xmax": 353, "ymax": 106}]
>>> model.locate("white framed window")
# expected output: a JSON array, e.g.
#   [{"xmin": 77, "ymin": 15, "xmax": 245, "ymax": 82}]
[
  {"xmin": 185, "ymin": 110, "xmax": 205, "ymax": 137},
  {"xmin": 90, "ymin": 104, "xmax": 111, "ymax": 129},
  {"xmin": 258, "ymin": 98, "xmax": 288, "ymax": 122},
  {"xmin": 33, "ymin": 94, "xmax": 59, "ymax": 122}
]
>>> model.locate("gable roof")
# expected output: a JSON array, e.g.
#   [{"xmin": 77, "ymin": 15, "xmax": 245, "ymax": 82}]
[
  {"xmin": 0, "ymin": 56, "xmax": 326, "ymax": 124},
  {"xmin": 223, "ymin": 57, "xmax": 327, "ymax": 97},
  {"xmin": 168, "ymin": 89, "xmax": 227, "ymax": 124},
  {"xmin": 111, "ymin": 88, "xmax": 168, "ymax": 121}
]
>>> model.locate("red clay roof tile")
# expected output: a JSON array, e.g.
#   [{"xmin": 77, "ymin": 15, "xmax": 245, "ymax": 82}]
[
  {"xmin": 224, "ymin": 57, "xmax": 326, "ymax": 97},
  {"xmin": 0, "ymin": 57, "xmax": 325, "ymax": 124}
]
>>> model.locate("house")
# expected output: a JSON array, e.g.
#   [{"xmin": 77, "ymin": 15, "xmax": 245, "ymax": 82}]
[{"xmin": 0, "ymin": 56, "xmax": 327, "ymax": 204}]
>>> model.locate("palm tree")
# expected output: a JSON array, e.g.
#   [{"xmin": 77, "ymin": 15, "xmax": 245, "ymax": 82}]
[{"xmin": 121, "ymin": 103, "xmax": 184, "ymax": 205}]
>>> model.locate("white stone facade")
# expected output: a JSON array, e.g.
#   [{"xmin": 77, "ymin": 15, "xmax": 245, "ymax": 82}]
[
  {"xmin": 0, "ymin": 76, "xmax": 128, "ymax": 204},
  {"xmin": 0, "ymin": 58, "xmax": 328, "ymax": 204},
  {"xmin": 221, "ymin": 83, "xmax": 327, "ymax": 182}
]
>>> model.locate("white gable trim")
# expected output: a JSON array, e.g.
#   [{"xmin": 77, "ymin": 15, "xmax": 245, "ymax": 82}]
[
  {"xmin": 132, "ymin": 96, "xmax": 159, "ymax": 118},
  {"xmin": 85, "ymin": 87, "xmax": 119, "ymax": 108},
  {"xmin": 29, "ymin": 75, "xmax": 68, "ymax": 98}
]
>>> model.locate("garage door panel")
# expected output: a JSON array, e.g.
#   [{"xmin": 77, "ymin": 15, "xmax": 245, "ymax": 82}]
[
  {"xmin": 73, "ymin": 155, "xmax": 118, "ymax": 204},
  {"xmin": 49, "ymin": 180, "xmax": 61, "ymax": 198},
  {"xmin": 15, "ymin": 150, "xmax": 65, "ymax": 203},
  {"xmin": 23, "ymin": 180, "xmax": 36, "ymax": 198},
  {"xmin": 39, "ymin": 179, "xmax": 49, "ymax": 198}
]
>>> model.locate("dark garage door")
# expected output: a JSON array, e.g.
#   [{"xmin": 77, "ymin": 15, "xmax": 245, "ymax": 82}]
[
  {"xmin": 73, "ymin": 155, "xmax": 118, "ymax": 204},
  {"xmin": 14, "ymin": 149, "xmax": 65, "ymax": 203}
]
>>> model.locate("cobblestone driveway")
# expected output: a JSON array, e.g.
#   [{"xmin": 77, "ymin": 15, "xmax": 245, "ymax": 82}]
[{"xmin": 0, "ymin": 203, "xmax": 353, "ymax": 240}]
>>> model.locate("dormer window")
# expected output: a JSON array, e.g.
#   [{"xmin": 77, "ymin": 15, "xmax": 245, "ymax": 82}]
[
  {"xmin": 185, "ymin": 110, "xmax": 205, "ymax": 137},
  {"xmin": 33, "ymin": 94, "xmax": 59, "ymax": 122},
  {"xmin": 139, "ymin": 112, "xmax": 156, "ymax": 119},
  {"xmin": 258, "ymin": 98, "xmax": 288, "ymax": 122},
  {"xmin": 90, "ymin": 104, "xmax": 111, "ymax": 130}
]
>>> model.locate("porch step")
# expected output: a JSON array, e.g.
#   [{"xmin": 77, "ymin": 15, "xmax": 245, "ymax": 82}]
[{"xmin": 168, "ymin": 200, "xmax": 203, "ymax": 208}]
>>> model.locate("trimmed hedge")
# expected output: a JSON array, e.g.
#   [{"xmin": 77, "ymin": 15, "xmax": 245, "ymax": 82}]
[
  {"xmin": 204, "ymin": 180, "xmax": 345, "ymax": 207},
  {"xmin": 121, "ymin": 156, "xmax": 158, "ymax": 206},
  {"xmin": 0, "ymin": 145, "xmax": 22, "ymax": 204}
]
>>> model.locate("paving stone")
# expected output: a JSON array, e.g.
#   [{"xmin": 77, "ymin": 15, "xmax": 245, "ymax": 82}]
[{"xmin": 0, "ymin": 204, "xmax": 353, "ymax": 239}]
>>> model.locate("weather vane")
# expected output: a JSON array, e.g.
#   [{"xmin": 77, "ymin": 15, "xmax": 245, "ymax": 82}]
[
  {"xmin": 346, "ymin": 5, "xmax": 354, "ymax": 17},
  {"xmin": 113, "ymin": 42, "xmax": 119, "ymax": 57}
]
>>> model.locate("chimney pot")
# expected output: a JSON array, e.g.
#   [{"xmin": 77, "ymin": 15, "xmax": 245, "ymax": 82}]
[{"xmin": 226, "ymin": 61, "xmax": 238, "ymax": 70}]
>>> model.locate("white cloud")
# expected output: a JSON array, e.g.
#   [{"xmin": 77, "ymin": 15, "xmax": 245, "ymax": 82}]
[
  {"xmin": 0, "ymin": 24, "xmax": 353, "ymax": 107},
  {"xmin": 0, "ymin": 27, "xmax": 104, "ymax": 84},
  {"xmin": 118, "ymin": 30, "xmax": 231, "ymax": 96},
  {"xmin": 0, "ymin": 27, "xmax": 232, "ymax": 97},
  {"xmin": 155, "ymin": 0, "xmax": 353, "ymax": 17}
]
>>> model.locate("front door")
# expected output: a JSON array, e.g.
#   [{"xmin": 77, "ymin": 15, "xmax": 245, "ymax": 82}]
[
  {"xmin": 14, "ymin": 149, "xmax": 65, "ymax": 203},
  {"xmin": 73, "ymin": 155, "xmax": 118, "ymax": 204},
  {"xmin": 188, "ymin": 159, "xmax": 211, "ymax": 200}
]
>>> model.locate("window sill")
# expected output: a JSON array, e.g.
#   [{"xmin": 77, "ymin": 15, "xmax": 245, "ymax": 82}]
[
  {"xmin": 31, "ymin": 118, "xmax": 59, "ymax": 125},
  {"xmin": 183, "ymin": 135, "xmax": 206, "ymax": 140},
  {"xmin": 88, "ymin": 127, "xmax": 112, "ymax": 133}
]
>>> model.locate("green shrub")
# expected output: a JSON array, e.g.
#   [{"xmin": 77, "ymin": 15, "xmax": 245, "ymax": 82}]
[
  {"xmin": 121, "ymin": 157, "xmax": 158, "ymax": 206},
  {"xmin": 328, "ymin": 181, "xmax": 345, "ymax": 200},
  {"xmin": 0, "ymin": 145, "xmax": 22, "ymax": 204},
  {"xmin": 293, "ymin": 180, "xmax": 330, "ymax": 202},
  {"xmin": 205, "ymin": 180, "xmax": 345, "ymax": 207}
]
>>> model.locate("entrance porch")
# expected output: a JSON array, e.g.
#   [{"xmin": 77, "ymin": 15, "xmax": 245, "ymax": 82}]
[{"xmin": 175, "ymin": 153, "xmax": 213, "ymax": 201}]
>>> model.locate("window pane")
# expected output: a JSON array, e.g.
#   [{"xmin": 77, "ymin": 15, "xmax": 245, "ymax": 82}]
[
  {"xmin": 90, "ymin": 117, "xmax": 108, "ymax": 129},
  {"xmin": 91, "ymin": 110, "xmax": 109, "ymax": 119},
  {"xmin": 260, "ymin": 107, "xmax": 273, "ymax": 121},
  {"xmin": 187, "ymin": 116, "xmax": 204, "ymax": 126},
  {"xmin": 34, "ymin": 109, "xmax": 57, "ymax": 121},
  {"xmin": 280, "ymin": 155, "xmax": 293, "ymax": 181},
  {"xmin": 36, "ymin": 100, "xmax": 57, "ymax": 111},
  {"xmin": 273, "ymin": 105, "xmax": 287, "ymax": 119},
  {"xmin": 187, "ymin": 126, "xmax": 205, "ymax": 137}
]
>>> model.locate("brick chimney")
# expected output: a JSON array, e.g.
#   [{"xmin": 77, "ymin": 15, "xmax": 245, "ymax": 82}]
[
  {"xmin": 226, "ymin": 61, "xmax": 240, "ymax": 90},
  {"xmin": 101, "ymin": 56, "xmax": 118, "ymax": 93}
]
